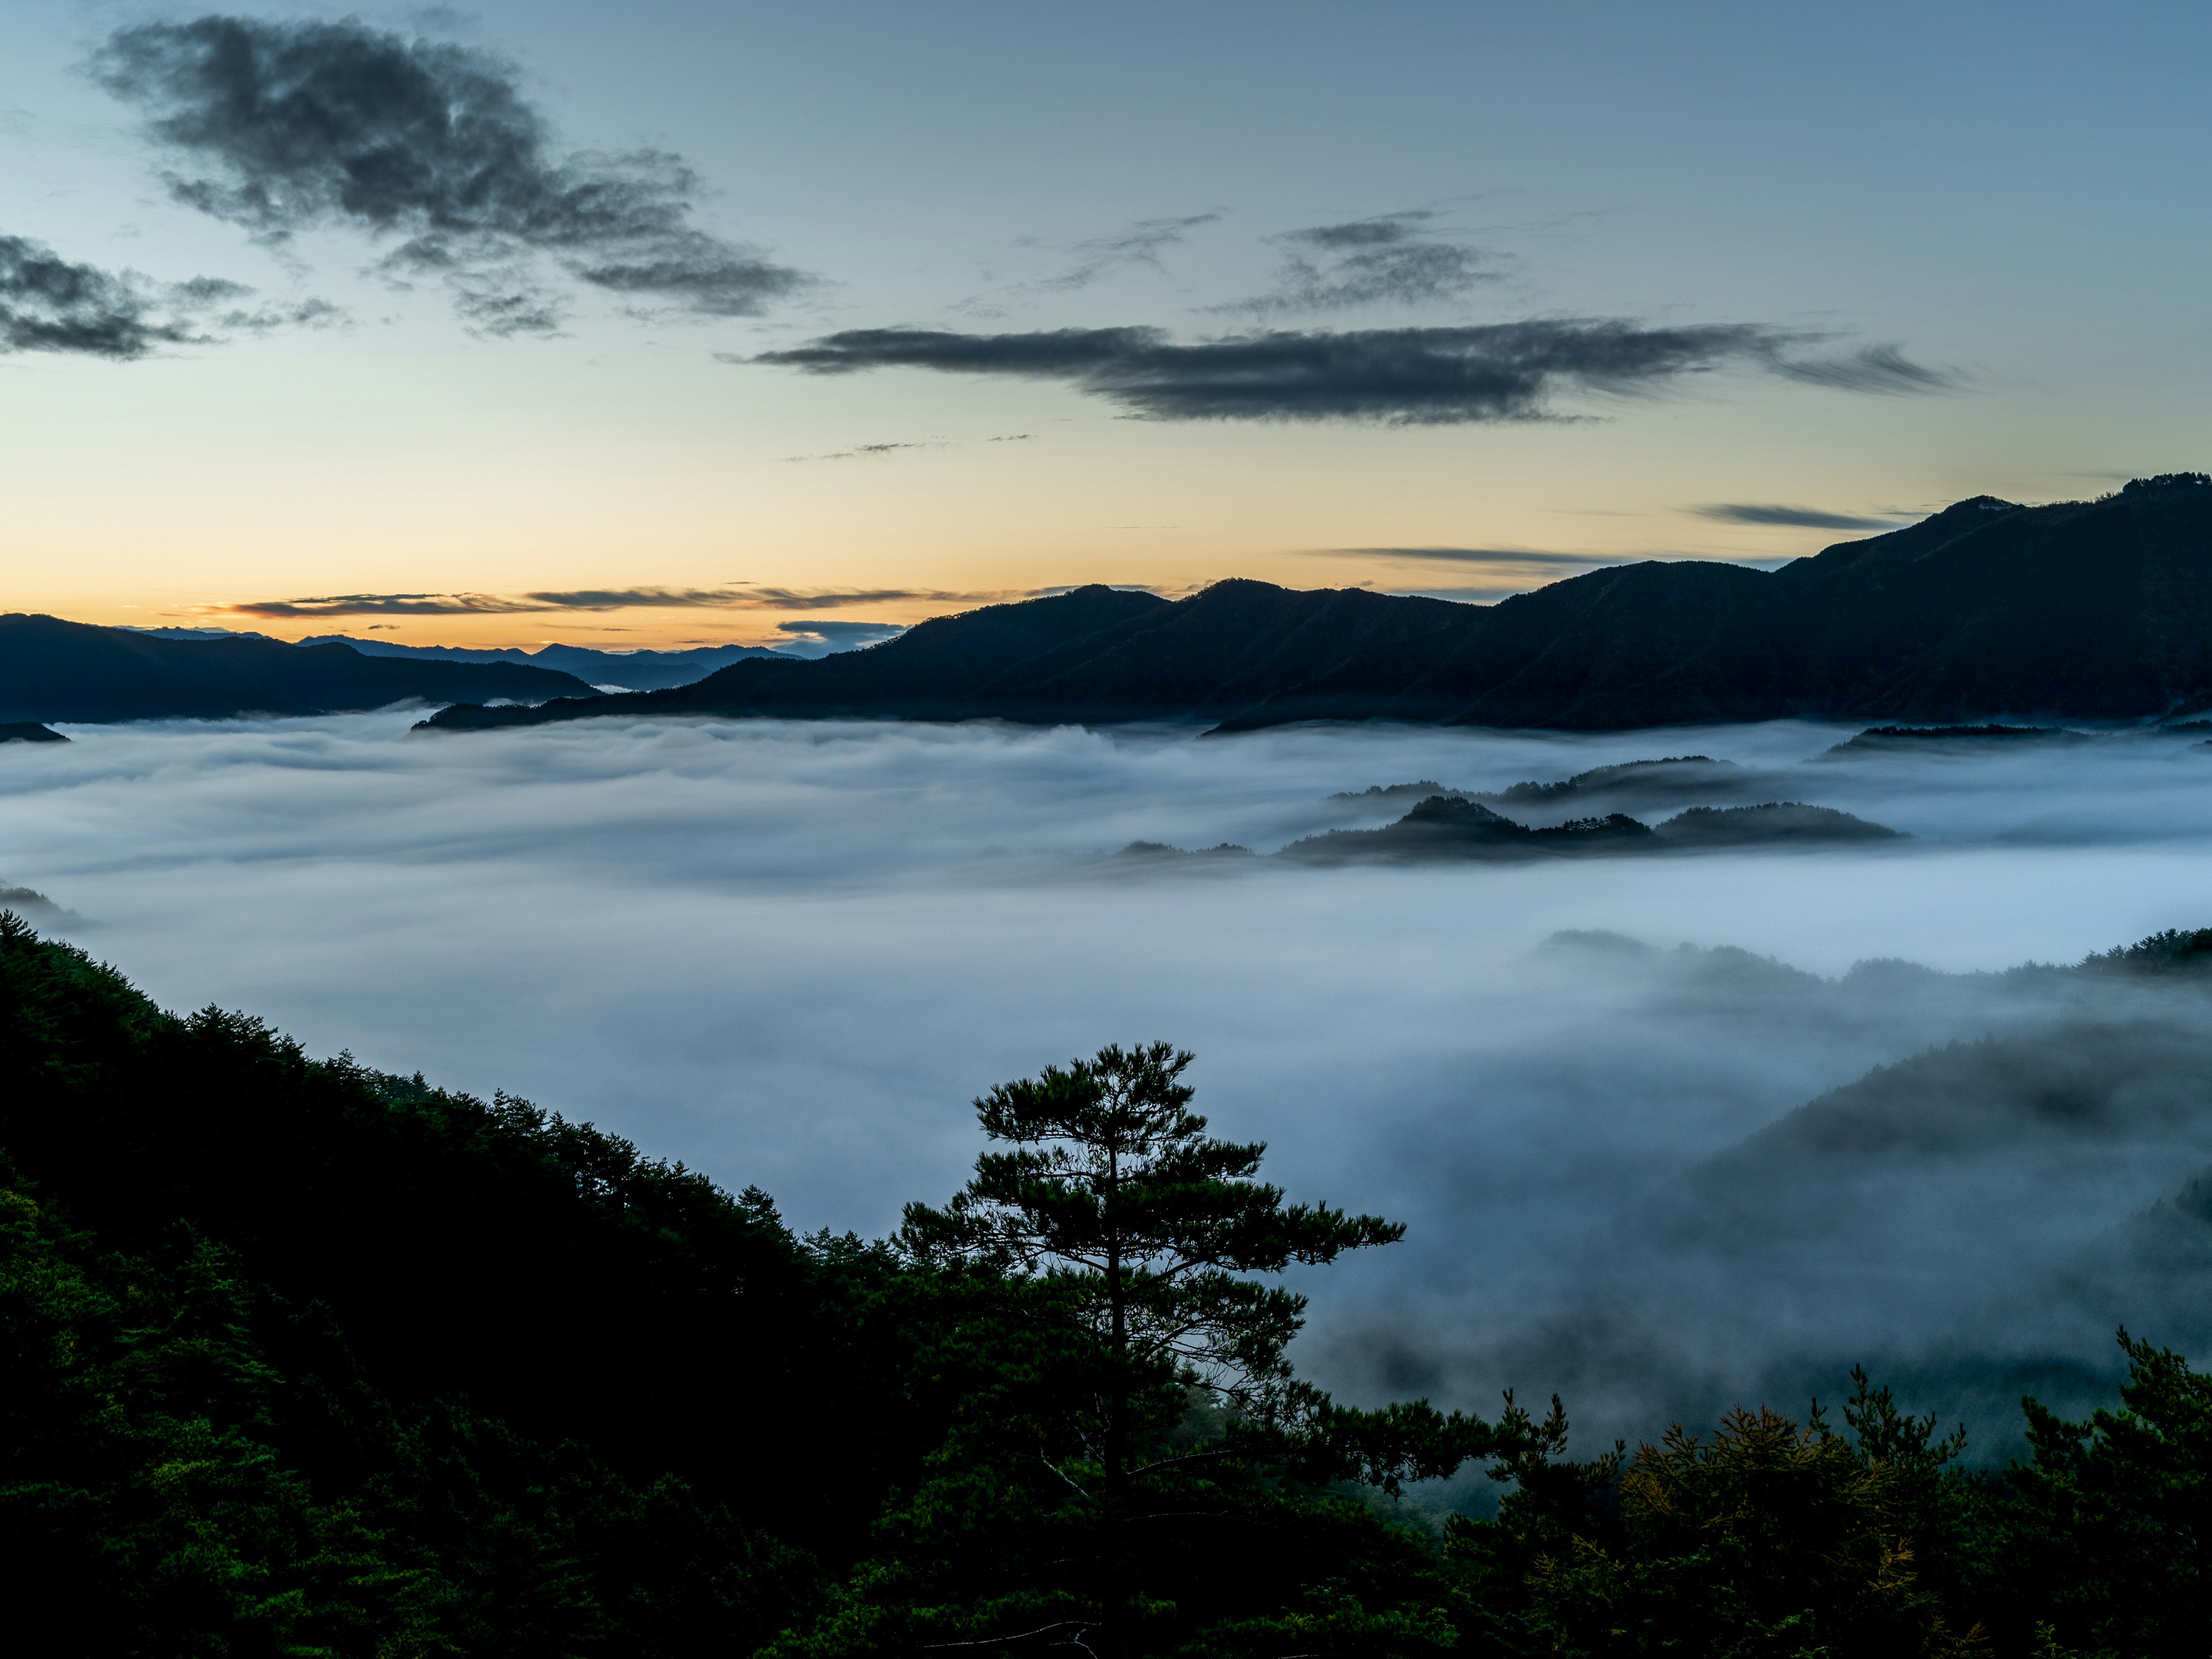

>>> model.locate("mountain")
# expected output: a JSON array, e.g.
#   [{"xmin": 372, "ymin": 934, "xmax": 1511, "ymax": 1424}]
[
  {"xmin": 296, "ymin": 634, "xmax": 785, "ymax": 690},
  {"xmin": 421, "ymin": 582, "xmax": 1464, "ymax": 731},
  {"xmin": 0, "ymin": 614, "xmax": 599, "ymax": 723},
  {"xmin": 420, "ymin": 475, "xmax": 2212, "ymax": 736}
]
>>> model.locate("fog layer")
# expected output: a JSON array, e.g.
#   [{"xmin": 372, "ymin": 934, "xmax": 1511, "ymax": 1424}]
[{"xmin": 6, "ymin": 711, "xmax": 2212, "ymax": 1450}]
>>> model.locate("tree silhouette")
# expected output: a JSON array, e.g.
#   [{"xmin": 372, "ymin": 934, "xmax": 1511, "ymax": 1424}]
[{"xmin": 903, "ymin": 1041, "xmax": 1418, "ymax": 1491}]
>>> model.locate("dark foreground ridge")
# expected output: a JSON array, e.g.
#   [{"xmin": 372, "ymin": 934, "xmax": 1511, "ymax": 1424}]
[
  {"xmin": 422, "ymin": 474, "xmax": 2212, "ymax": 735},
  {"xmin": 0, "ymin": 613, "xmax": 599, "ymax": 723},
  {"xmin": 12, "ymin": 908, "xmax": 2212, "ymax": 1653}
]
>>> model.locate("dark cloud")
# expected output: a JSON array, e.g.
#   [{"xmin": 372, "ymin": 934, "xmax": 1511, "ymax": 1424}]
[
  {"xmin": 1219, "ymin": 211, "xmax": 1499, "ymax": 316},
  {"xmin": 1693, "ymin": 503, "xmax": 1903, "ymax": 531},
  {"xmin": 222, "ymin": 593, "xmax": 544, "ymax": 619},
  {"xmin": 217, "ymin": 586, "xmax": 985, "ymax": 620},
  {"xmin": 0, "ymin": 232, "xmax": 336, "ymax": 358},
  {"xmin": 751, "ymin": 320, "xmax": 1949, "ymax": 425},
  {"xmin": 91, "ymin": 16, "xmax": 806, "ymax": 334},
  {"xmin": 734, "ymin": 588, "xmax": 981, "ymax": 612}
]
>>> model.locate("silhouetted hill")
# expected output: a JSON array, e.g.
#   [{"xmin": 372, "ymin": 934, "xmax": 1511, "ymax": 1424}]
[
  {"xmin": 421, "ymin": 582, "xmax": 1457, "ymax": 730},
  {"xmin": 0, "ymin": 613, "xmax": 600, "ymax": 722},
  {"xmin": 0, "ymin": 722, "xmax": 66, "ymax": 743},
  {"xmin": 1137, "ymin": 794, "xmax": 1903, "ymax": 865},
  {"xmin": 1650, "ymin": 802, "xmax": 1902, "ymax": 847},
  {"xmin": 1281, "ymin": 797, "xmax": 1657, "ymax": 863},
  {"xmin": 1269, "ymin": 794, "xmax": 1900, "ymax": 863},
  {"xmin": 421, "ymin": 476, "xmax": 2212, "ymax": 734}
]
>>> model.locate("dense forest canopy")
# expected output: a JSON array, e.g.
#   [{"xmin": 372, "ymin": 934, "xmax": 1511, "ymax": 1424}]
[{"xmin": 6, "ymin": 910, "xmax": 2212, "ymax": 1655}]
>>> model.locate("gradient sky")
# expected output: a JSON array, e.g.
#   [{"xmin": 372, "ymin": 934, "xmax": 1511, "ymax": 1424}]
[{"xmin": 0, "ymin": 0, "xmax": 2205, "ymax": 649}]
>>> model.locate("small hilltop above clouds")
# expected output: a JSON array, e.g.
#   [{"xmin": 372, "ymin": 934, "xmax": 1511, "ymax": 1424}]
[{"xmin": 423, "ymin": 476, "xmax": 2212, "ymax": 736}]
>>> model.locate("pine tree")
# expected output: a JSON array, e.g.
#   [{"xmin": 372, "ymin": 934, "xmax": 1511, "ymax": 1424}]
[{"xmin": 900, "ymin": 1041, "xmax": 1410, "ymax": 1491}]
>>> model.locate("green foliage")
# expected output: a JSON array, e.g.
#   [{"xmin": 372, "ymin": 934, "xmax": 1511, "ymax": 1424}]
[
  {"xmin": 0, "ymin": 1172, "xmax": 820, "ymax": 1656},
  {"xmin": 2078, "ymin": 926, "xmax": 2212, "ymax": 974},
  {"xmin": 900, "ymin": 1042, "xmax": 1407, "ymax": 1459},
  {"xmin": 18, "ymin": 911, "xmax": 2212, "ymax": 1656},
  {"xmin": 1999, "ymin": 1332, "xmax": 2212, "ymax": 1656},
  {"xmin": 1445, "ymin": 1375, "xmax": 1983, "ymax": 1657},
  {"xmin": 800, "ymin": 1043, "xmax": 1495, "ymax": 1658}
]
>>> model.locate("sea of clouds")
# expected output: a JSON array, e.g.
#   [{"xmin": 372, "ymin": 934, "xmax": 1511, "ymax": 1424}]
[{"xmin": 7, "ymin": 710, "xmax": 2212, "ymax": 1459}]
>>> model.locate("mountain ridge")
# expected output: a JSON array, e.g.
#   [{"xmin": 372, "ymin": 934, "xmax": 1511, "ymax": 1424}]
[
  {"xmin": 394, "ymin": 473, "xmax": 2212, "ymax": 734},
  {"xmin": 0, "ymin": 613, "xmax": 600, "ymax": 723}
]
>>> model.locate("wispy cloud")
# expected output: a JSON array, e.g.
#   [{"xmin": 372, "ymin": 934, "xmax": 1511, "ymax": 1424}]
[
  {"xmin": 1213, "ymin": 211, "xmax": 1501, "ymax": 317},
  {"xmin": 781, "ymin": 441, "xmax": 946, "ymax": 462},
  {"xmin": 0, "ymin": 232, "xmax": 338, "ymax": 358},
  {"xmin": 955, "ymin": 213, "xmax": 1221, "ymax": 318},
  {"xmin": 1768, "ymin": 343, "xmax": 1959, "ymax": 395},
  {"xmin": 213, "ymin": 585, "xmax": 990, "ymax": 620},
  {"xmin": 91, "ymin": 15, "xmax": 808, "ymax": 336},
  {"xmin": 1042, "ymin": 213, "xmax": 1222, "ymax": 290},
  {"xmin": 1692, "ymin": 503, "xmax": 1904, "ymax": 531},
  {"xmin": 749, "ymin": 320, "xmax": 1956, "ymax": 425}
]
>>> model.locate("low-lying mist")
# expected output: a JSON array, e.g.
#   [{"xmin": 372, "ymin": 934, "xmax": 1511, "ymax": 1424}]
[{"xmin": 7, "ymin": 710, "xmax": 2212, "ymax": 1457}]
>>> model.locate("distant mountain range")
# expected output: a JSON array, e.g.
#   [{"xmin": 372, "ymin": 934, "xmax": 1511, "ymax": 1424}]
[
  {"xmin": 0, "ymin": 615, "xmax": 599, "ymax": 724},
  {"xmin": 422, "ymin": 475, "xmax": 2212, "ymax": 735},
  {"xmin": 294, "ymin": 636, "xmax": 785, "ymax": 690},
  {"xmin": 130, "ymin": 630, "xmax": 791, "ymax": 690}
]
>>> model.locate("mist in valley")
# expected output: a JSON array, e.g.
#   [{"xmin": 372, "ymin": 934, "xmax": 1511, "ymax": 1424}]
[{"xmin": 7, "ymin": 709, "xmax": 2212, "ymax": 1461}]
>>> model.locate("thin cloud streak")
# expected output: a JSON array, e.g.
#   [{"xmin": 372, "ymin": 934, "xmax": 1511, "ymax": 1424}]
[
  {"xmin": 1043, "ymin": 213, "xmax": 1222, "ymax": 290},
  {"xmin": 782, "ymin": 441, "xmax": 946, "ymax": 462},
  {"xmin": 214, "ymin": 586, "xmax": 998, "ymax": 619},
  {"xmin": 1771, "ymin": 343, "xmax": 1960, "ymax": 395},
  {"xmin": 1335, "ymin": 546, "xmax": 1620, "ymax": 568},
  {"xmin": 1694, "ymin": 503, "xmax": 1904, "ymax": 531},
  {"xmin": 751, "ymin": 320, "xmax": 1957, "ymax": 425}
]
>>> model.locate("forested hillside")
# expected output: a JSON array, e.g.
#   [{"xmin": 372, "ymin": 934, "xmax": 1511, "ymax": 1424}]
[{"xmin": 6, "ymin": 910, "xmax": 2212, "ymax": 1656}]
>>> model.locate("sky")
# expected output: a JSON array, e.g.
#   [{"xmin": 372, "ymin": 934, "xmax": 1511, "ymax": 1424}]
[{"xmin": 0, "ymin": 0, "xmax": 2207, "ymax": 647}]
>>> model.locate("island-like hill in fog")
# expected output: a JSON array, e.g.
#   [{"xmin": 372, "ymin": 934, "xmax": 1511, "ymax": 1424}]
[
  {"xmin": 422, "ymin": 474, "xmax": 2212, "ymax": 735},
  {"xmin": 0, "ymin": 614, "xmax": 599, "ymax": 723}
]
